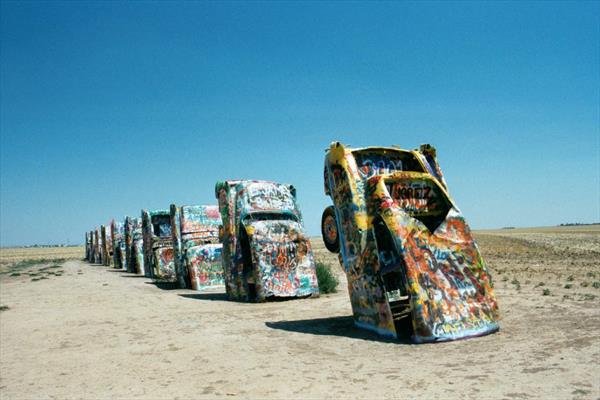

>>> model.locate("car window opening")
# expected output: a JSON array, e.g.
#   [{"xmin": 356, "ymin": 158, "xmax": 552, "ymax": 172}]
[
  {"xmin": 151, "ymin": 215, "xmax": 172, "ymax": 237},
  {"xmin": 385, "ymin": 179, "xmax": 451, "ymax": 233},
  {"xmin": 243, "ymin": 212, "xmax": 298, "ymax": 223}
]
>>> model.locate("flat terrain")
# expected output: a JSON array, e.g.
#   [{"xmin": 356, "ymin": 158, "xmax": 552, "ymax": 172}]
[{"xmin": 1, "ymin": 227, "xmax": 599, "ymax": 399}]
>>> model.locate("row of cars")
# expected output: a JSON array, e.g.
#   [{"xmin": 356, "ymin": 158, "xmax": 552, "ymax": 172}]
[
  {"xmin": 85, "ymin": 180, "xmax": 320, "ymax": 302},
  {"xmin": 85, "ymin": 142, "xmax": 500, "ymax": 343}
]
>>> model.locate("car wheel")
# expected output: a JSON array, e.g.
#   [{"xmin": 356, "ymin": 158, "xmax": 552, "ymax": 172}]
[{"xmin": 321, "ymin": 206, "xmax": 340, "ymax": 253}]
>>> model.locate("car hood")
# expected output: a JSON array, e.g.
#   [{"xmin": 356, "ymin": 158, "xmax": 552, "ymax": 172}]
[
  {"xmin": 243, "ymin": 220, "xmax": 319, "ymax": 298},
  {"xmin": 383, "ymin": 205, "xmax": 499, "ymax": 343}
]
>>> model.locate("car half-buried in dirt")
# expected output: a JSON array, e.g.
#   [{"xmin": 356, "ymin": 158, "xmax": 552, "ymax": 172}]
[
  {"xmin": 215, "ymin": 180, "xmax": 319, "ymax": 302},
  {"xmin": 321, "ymin": 142, "xmax": 499, "ymax": 343},
  {"xmin": 100, "ymin": 224, "xmax": 113, "ymax": 266},
  {"xmin": 142, "ymin": 209, "xmax": 175, "ymax": 280},
  {"xmin": 125, "ymin": 216, "xmax": 144, "ymax": 275},
  {"xmin": 111, "ymin": 219, "xmax": 126, "ymax": 270},
  {"xmin": 170, "ymin": 204, "xmax": 224, "ymax": 290}
]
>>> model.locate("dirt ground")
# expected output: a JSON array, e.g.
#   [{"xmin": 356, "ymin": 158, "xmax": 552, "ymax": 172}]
[{"xmin": 1, "ymin": 226, "xmax": 599, "ymax": 399}]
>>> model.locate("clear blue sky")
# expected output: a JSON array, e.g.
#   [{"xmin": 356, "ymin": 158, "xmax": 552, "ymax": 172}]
[{"xmin": 1, "ymin": 1, "xmax": 598, "ymax": 246}]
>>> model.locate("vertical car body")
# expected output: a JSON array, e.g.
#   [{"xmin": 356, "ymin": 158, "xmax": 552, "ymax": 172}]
[
  {"xmin": 215, "ymin": 180, "xmax": 319, "ymax": 302},
  {"xmin": 111, "ymin": 220, "xmax": 126, "ymax": 270},
  {"xmin": 85, "ymin": 231, "xmax": 92, "ymax": 261},
  {"xmin": 93, "ymin": 228, "xmax": 101, "ymax": 264},
  {"xmin": 322, "ymin": 142, "xmax": 499, "ymax": 343},
  {"xmin": 125, "ymin": 217, "xmax": 145, "ymax": 275},
  {"xmin": 142, "ymin": 209, "xmax": 175, "ymax": 280},
  {"xmin": 101, "ymin": 224, "xmax": 112, "ymax": 266},
  {"xmin": 170, "ymin": 204, "xmax": 224, "ymax": 290}
]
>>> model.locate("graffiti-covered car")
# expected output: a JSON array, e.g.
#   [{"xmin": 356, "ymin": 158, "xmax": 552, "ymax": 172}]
[
  {"xmin": 125, "ymin": 216, "xmax": 145, "ymax": 275},
  {"xmin": 322, "ymin": 142, "xmax": 499, "ymax": 343},
  {"xmin": 142, "ymin": 209, "xmax": 175, "ymax": 280},
  {"xmin": 93, "ymin": 228, "xmax": 101, "ymax": 264},
  {"xmin": 85, "ymin": 231, "xmax": 93, "ymax": 262},
  {"xmin": 215, "ymin": 180, "xmax": 319, "ymax": 302},
  {"xmin": 170, "ymin": 204, "xmax": 224, "ymax": 290},
  {"xmin": 111, "ymin": 220, "xmax": 126, "ymax": 270},
  {"xmin": 101, "ymin": 224, "xmax": 113, "ymax": 266}
]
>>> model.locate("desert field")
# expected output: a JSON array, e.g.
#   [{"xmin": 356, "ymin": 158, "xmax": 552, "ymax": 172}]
[{"xmin": 0, "ymin": 226, "xmax": 599, "ymax": 399}]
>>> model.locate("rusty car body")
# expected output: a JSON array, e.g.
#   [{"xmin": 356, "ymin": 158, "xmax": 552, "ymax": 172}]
[
  {"xmin": 215, "ymin": 180, "xmax": 319, "ymax": 302},
  {"xmin": 170, "ymin": 204, "xmax": 224, "ymax": 290},
  {"xmin": 321, "ymin": 142, "xmax": 499, "ymax": 343},
  {"xmin": 142, "ymin": 209, "xmax": 175, "ymax": 280}
]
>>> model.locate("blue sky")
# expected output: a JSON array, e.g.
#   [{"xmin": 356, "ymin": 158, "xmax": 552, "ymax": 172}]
[{"xmin": 1, "ymin": 1, "xmax": 598, "ymax": 246}]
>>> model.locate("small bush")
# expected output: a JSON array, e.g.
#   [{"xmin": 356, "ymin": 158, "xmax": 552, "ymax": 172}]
[
  {"xmin": 580, "ymin": 281, "xmax": 589, "ymax": 287},
  {"xmin": 567, "ymin": 275, "xmax": 575, "ymax": 282},
  {"xmin": 535, "ymin": 282, "xmax": 545, "ymax": 288},
  {"xmin": 592, "ymin": 281, "xmax": 600, "ymax": 289},
  {"xmin": 542, "ymin": 289, "xmax": 551, "ymax": 296},
  {"xmin": 316, "ymin": 262, "xmax": 339, "ymax": 294},
  {"xmin": 564, "ymin": 284, "xmax": 573, "ymax": 289}
]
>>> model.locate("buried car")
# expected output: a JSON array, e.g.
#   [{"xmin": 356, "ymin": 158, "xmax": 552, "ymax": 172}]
[
  {"xmin": 101, "ymin": 224, "xmax": 112, "ymax": 266},
  {"xmin": 93, "ymin": 228, "xmax": 101, "ymax": 264},
  {"xmin": 170, "ymin": 204, "xmax": 224, "ymax": 290},
  {"xmin": 85, "ymin": 231, "xmax": 92, "ymax": 262},
  {"xmin": 125, "ymin": 216, "xmax": 145, "ymax": 275},
  {"xmin": 111, "ymin": 219, "xmax": 126, "ymax": 270},
  {"xmin": 322, "ymin": 142, "xmax": 499, "ymax": 343},
  {"xmin": 142, "ymin": 209, "xmax": 175, "ymax": 280},
  {"xmin": 216, "ymin": 180, "xmax": 319, "ymax": 302}
]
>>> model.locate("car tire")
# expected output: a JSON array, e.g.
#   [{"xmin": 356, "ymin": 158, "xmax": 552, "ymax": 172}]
[{"xmin": 321, "ymin": 206, "xmax": 340, "ymax": 253}]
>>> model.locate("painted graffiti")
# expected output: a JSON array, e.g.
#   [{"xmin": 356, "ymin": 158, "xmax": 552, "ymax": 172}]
[
  {"xmin": 216, "ymin": 180, "xmax": 319, "ymax": 302},
  {"xmin": 171, "ymin": 204, "xmax": 224, "ymax": 290},
  {"xmin": 142, "ymin": 209, "xmax": 174, "ymax": 280},
  {"xmin": 323, "ymin": 142, "xmax": 499, "ymax": 343}
]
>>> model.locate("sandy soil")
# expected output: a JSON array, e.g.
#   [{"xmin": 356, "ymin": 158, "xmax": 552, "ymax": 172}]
[{"xmin": 1, "ymin": 228, "xmax": 599, "ymax": 399}]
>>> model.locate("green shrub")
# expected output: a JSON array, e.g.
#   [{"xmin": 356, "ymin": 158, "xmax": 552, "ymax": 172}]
[
  {"xmin": 542, "ymin": 288, "xmax": 551, "ymax": 296},
  {"xmin": 592, "ymin": 281, "xmax": 600, "ymax": 289},
  {"xmin": 316, "ymin": 262, "xmax": 339, "ymax": 294}
]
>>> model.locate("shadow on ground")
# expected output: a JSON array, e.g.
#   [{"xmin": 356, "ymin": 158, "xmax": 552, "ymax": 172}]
[
  {"xmin": 179, "ymin": 293, "xmax": 229, "ymax": 301},
  {"xmin": 146, "ymin": 281, "xmax": 180, "ymax": 290},
  {"xmin": 265, "ymin": 316, "xmax": 410, "ymax": 344}
]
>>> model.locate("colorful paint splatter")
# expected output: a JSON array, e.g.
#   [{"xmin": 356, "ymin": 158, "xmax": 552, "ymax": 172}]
[
  {"xmin": 322, "ymin": 142, "xmax": 499, "ymax": 343},
  {"xmin": 170, "ymin": 205, "xmax": 224, "ymax": 290},
  {"xmin": 111, "ymin": 220, "xmax": 126, "ymax": 270},
  {"xmin": 142, "ymin": 209, "xmax": 175, "ymax": 280},
  {"xmin": 216, "ymin": 180, "xmax": 319, "ymax": 302},
  {"xmin": 125, "ymin": 217, "xmax": 145, "ymax": 275}
]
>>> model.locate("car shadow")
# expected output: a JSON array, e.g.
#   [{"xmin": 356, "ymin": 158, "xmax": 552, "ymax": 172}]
[
  {"xmin": 146, "ymin": 281, "xmax": 180, "ymax": 290},
  {"xmin": 179, "ymin": 293, "xmax": 229, "ymax": 302},
  {"xmin": 120, "ymin": 274, "xmax": 147, "ymax": 278},
  {"xmin": 265, "ymin": 316, "xmax": 411, "ymax": 344}
]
